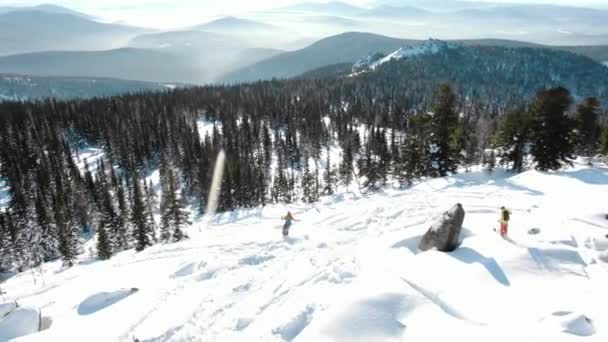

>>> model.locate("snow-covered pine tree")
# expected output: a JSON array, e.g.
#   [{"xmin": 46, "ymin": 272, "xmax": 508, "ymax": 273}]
[
  {"xmin": 54, "ymin": 191, "xmax": 78, "ymax": 267},
  {"xmin": 375, "ymin": 128, "xmax": 390, "ymax": 186},
  {"xmin": 338, "ymin": 144, "xmax": 354, "ymax": 191},
  {"xmin": 494, "ymin": 108, "xmax": 532, "ymax": 173},
  {"xmin": 360, "ymin": 127, "xmax": 382, "ymax": 191},
  {"xmin": 600, "ymin": 127, "xmax": 608, "ymax": 159},
  {"xmin": 114, "ymin": 178, "xmax": 130, "ymax": 251},
  {"xmin": 389, "ymin": 128, "xmax": 400, "ymax": 177},
  {"xmin": 459, "ymin": 115, "xmax": 478, "ymax": 172},
  {"xmin": 144, "ymin": 180, "xmax": 158, "ymax": 241},
  {"xmin": 576, "ymin": 97, "xmax": 601, "ymax": 163},
  {"xmin": 430, "ymin": 83, "xmax": 460, "ymax": 177},
  {"xmin": 485, "ymin": 150, "xmax": 496, "ymax": 174},
  {"xmin": 160, "ymin": 168, "xmax": 190, "ymax": 242},
  {"xmin": 322, "ymin": 146, "xmax": 336, "ymax": 195},
  {"xmin": 272, "ymin": 166, "xmax": 290, "ymax": 204},
  {"xmin": 34, "ymin": 189, "xmax": 59, "ymax": 263},
  {"xmin": 99, "ymin": 183, "xmax": 119, "ymax": 256},
  {"xmin": 96, "ymin": 220, "xmax": 112, "ymax": 260},
  {"xmin": 301, "ymin": 154, "xmax": 317, "ymax": 203},
  {"xmin": 131, "ymin": 175, "xmax": 154, "ymax": 252},
  {"xmin": 10, "ymin": 184, "xmax": 35, "ymax": 271},
  {"xmin": 529, "ymin": 87, "xmax": 576, "ymax": 171},
  {"xmin": 0, "ymin": 211, "xmax": 14, "ymax": 272},
  {"xmin": 399, "ymin": 134, "xmax": 425, "ymax": 187}
]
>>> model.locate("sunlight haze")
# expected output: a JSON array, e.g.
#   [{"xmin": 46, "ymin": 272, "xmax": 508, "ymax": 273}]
[{"xmin": 1, "ymin": 0, "xmax": 607, "ymax": 28}]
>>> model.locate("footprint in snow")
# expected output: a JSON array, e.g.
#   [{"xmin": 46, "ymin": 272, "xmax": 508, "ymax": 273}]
[
  {"xmin": 239, "ymin": 254, "xmax": 275, "ymax": 266},
  {"xmin": 272, "ymin": 306, "xmax": 315, "ymax": 341},
  {"xmin": 172, "ymin": 261, "xmax": 207, "ymax": 278}
]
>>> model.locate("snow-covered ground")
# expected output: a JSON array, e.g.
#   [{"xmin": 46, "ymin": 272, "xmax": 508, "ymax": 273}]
[{"xmin": 2, "ymin": 160, "xmax": 608, "ymax": 341}]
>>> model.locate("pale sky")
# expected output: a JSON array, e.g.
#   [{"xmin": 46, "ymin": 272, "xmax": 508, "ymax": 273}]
[{"xmin": 1, "ymin": 0, "xmax": 607, "ymax": 28}]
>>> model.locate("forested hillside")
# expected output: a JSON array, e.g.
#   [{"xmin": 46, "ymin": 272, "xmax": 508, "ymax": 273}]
[
  {"xmin": 1, "ymin": 53, "xmax": 607, "ymax": 272},
  {"xmin": 0, "ymin": 74, "xmax": 169, "ymax": 100}
]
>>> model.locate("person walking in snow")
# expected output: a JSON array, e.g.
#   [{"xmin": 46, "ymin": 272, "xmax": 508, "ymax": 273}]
[
  {"xmin": 281, "ymin": 211, "xmax": 297, "ymax": 238},
  {"xmin": 498, "ymin": 206, "xmax": 511, "ymax": 237}
]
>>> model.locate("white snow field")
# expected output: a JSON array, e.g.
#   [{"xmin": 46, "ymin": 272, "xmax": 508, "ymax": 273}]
[{"xmin": 3, "ymin": 160, "xmax": 608, "ymax": 341}]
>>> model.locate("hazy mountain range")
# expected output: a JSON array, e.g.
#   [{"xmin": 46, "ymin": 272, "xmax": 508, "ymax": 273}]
[
  {"xmin": 0, "ymin": 2, "xmax": 607, "ymax": 99},
  {"xmin": 0, "ymin": 8, "xmax": 144, "ymax": 56}
]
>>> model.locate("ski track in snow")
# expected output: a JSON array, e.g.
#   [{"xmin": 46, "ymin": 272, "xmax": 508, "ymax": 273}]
[{"xmin": 3, "ymin": 161, "xmax": 608, "ymax": 341}]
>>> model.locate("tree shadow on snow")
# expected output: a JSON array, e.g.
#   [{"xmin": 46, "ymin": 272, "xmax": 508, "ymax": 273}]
[
  {"xmin": 559, "ymin": 167, "xmax": 608, "ymax": 185},
  {"xmin": 448, "ymin": 247, "xmax": 511, "ymax": 286},
  {"xmin": 446, "ymin": 170, "xmax": 544, "ymax": 196}
]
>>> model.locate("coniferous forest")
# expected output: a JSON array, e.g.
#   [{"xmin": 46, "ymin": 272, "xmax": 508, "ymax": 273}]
[{"xmin": 1, "ymin": 75, "xmax": 607, "ymax": 272}]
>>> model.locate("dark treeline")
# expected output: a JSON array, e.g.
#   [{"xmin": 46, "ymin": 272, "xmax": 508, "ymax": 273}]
[{"xmin": 0, "ymin": 75, "xmax": 607, "ymax": 272}]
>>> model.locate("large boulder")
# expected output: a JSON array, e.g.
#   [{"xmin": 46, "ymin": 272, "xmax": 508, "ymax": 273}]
[{"xmin": 419, "ymin": 203, "xmax": 465, "ymax": 252}]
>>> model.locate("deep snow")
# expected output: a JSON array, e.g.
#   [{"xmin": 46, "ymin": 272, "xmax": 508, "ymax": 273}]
[{"xmin": 2, "ymin": 160, "xmax": 608, "ymax": 341}]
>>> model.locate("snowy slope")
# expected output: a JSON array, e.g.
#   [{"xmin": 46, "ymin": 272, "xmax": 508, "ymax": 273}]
[
  {"xmin": 370, "ymin": 40, "xmax": 450, "ymax": 70},
  {"xmin": 3, "ymin": 160, "xmax": 608, "ymax": 341},
  {"xmin": 350, "ymin": 39, "xmax": 452, "ymax": 76}
]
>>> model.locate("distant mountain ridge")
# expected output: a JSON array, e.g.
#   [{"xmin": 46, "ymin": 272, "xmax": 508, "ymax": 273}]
[
  {"xmin": 0, "ymin": 3, "xmax": 95, "ymax": 19},
  {"xmin": 0, "ymin": 73, "xmax": 169, "ymax": 100},
  {"xmin": 0, "ymin": 9, "xmax": 145, "ymax": 55},
  {"xmin": 194, "ymin": 16, "xmax": 280, "ymax": 32},
  {"xmin": 220, "ymin": 32, "xmax": 608, "ymax": 83}
]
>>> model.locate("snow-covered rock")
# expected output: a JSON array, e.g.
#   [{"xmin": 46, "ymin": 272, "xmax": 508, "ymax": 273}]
[
  {"xmin": 0, "ymin": 307, "xmax": 41, "ymax": 340},
  {"xmin": 419, "ymin": 203, "xmax": 465, "ymax": 252},
  {"xmin": 371, "ymin": 40, "xmax": 452, "ymax": 70},
  {"xmin": 352, "ymin": 52, "xmax": 386, "ymax": 73}
]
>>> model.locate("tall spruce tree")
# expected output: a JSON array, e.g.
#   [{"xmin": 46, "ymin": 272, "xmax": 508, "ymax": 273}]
[
  {"xmin": 338, "ymin": 145, "xmax": 354, "ymax": 191},
  {"xmin": 301, "ymin": 155, "xmax": 317, "ymax": 203},
  {"xmin": 430, "ymin": 83, "xmax": 460, "ymax": 177},
  {"xmin": 322, "ymin": 147, "xmax": 336, "ymax": 195},
  {"xmin": 600, "ymin": 126, "xmax": 608, "ymax": 157},
  {"xmin": 160, "ymin": 168, "xmax": 190, "ymax": 242},
  {"xmin": 398, "ymin": 134, "xmax": 427, "ymax": 187},
  {"xmin": 0, "ymin": 211, "xmax": 13, "ymax": 272},
  {"xmin": 10, "ymin": 184, "xmax": 35, "ymax": 270},
  {"xmin": 494, "ymin": 108, "xmax": 532, "ymax": 173},
  {"xmin": 114, "ymin": 178, "xmax": 130, "ymax": 251},
  {"xmin": 130, "ymin": 175, "xmax": 154, "ymax": 252},
  {"xmin": 145, "ymin": 180, "xmax": 158, "ymax": 241},
  {"xmin": 96, "ymin": 220, "xmax": 112, "ymax": 260},
  {"xmin": 54, "ymin": 192, "xmax": 78, "ymax": 267},
  {"xmin": 529, "ymin": 87, "xmax": 576, "ymax": 171},
  {"xmin": 100, "ymin": 184, "xmax": 119, "ymax": 253},
  {"xmin": 34, "ymin": 190, "xmax": 58, "ymax": 263},
  {"xmin": 576, "ymin": 97, "xmax": 601, "ymax": 163}
]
